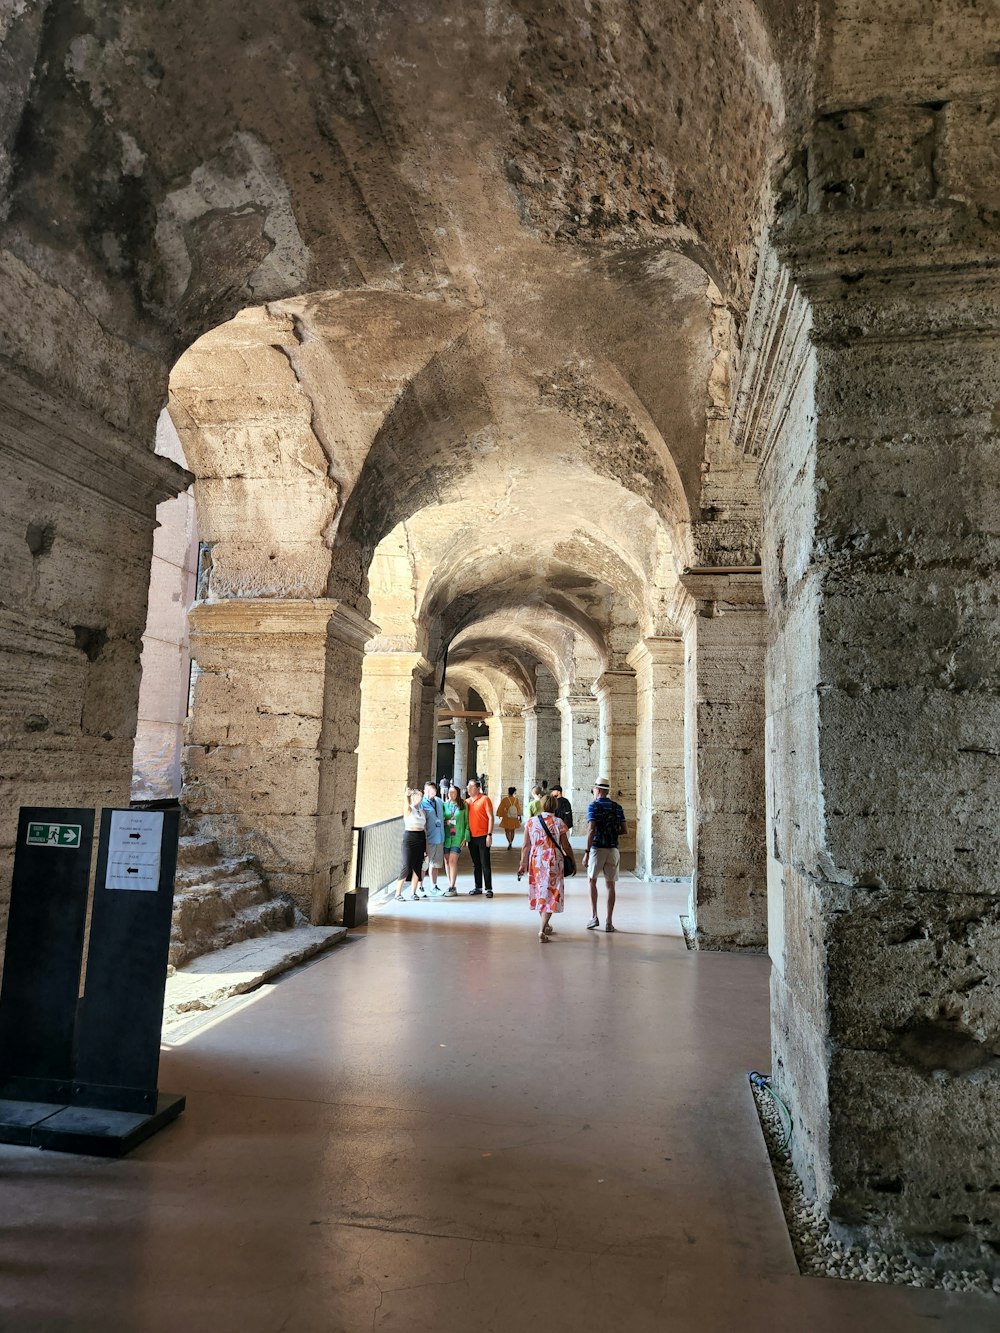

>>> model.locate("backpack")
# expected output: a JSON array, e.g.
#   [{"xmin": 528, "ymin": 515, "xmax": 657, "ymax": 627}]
[{"xmin": 593, "ymin": 800, "xmax": 621, "ymax": 847}]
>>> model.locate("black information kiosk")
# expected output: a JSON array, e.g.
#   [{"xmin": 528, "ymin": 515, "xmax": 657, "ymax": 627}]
[{"xmin": 0, "ymin": 806, "xmax": 184, "ymax": 1155}]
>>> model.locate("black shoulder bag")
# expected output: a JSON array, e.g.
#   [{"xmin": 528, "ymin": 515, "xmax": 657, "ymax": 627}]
[{"xmin": 537, "ymin": 815, "xmax": 576, "ymax": 877}]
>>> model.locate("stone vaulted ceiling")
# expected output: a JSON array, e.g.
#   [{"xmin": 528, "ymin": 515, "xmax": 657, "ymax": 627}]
[{"xmin": 5, "ymin": 0, "xmax": 788, "ymax": 693}]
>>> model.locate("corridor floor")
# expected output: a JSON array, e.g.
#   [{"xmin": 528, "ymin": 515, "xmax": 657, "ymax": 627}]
[{"xmin": 2, "ymin": 848, "xmax": 995, "ymax": 1332}]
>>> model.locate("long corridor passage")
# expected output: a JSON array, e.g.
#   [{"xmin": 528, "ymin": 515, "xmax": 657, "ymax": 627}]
[{"xmin": 3, "ymin": 853, "xmax": 993, "ymax": 1332}]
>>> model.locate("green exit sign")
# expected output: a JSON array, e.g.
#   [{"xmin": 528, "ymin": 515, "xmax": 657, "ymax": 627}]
[{"xmin": 26, "ymin": 822, "xmax": 82, "ymax": 849}]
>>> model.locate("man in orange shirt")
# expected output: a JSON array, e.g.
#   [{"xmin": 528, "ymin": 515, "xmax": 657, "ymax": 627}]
[{"xmin": 465, "ymin": 779, "xmax": 495, "ymax": 897}]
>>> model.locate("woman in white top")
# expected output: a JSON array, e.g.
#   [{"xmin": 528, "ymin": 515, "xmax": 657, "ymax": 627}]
[{"xmin": 394, "ymin": 789, "xmax": 427, "ymax": 901}]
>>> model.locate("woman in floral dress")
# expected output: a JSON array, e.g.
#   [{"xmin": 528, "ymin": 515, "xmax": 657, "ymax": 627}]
[{"xmin": 517, "ymin": 792, "xmax": 574, "ymax": 941}]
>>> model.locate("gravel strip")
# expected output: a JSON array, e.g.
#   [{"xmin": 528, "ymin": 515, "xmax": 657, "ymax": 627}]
[{"xmin": 749, "ymin": 1075, "xmax": 999, "ymax": 1295}]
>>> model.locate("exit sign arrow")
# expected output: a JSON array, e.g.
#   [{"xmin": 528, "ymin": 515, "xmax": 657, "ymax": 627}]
[{"xmin": 25, "ymin": 822, "xmax": 82, "ymax": 849}]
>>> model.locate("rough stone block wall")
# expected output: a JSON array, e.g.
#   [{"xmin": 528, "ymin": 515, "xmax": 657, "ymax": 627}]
[
  {"xmin": 760, "ymin": 189, "xmax": 1000, "ymax": 1265},
  {"xmin": 0, "ymin": 373, "xmax": 184, "ymax": 934},
  {"xmin": 132, "ymin": 418, "xmax": 197, "ymax": 801},
  {"xmin": 558, "ymin": 695, "xmax": 599, "ymax": 833},
  {"xmin": 488, "ymin": 714, "xmax": 527, "ymax": 809},
  {"xmin": 184, "ymin": 601, "xmax": 359, "ymax": 923},
  {"xmin": 689, "ymin": 585, "xmax": 767, "ymax": 950},
  {"xmin": 597, "ymin": 670, "xmax": 638, "ymax": 850},
  {"xmin": 355, "ymin": 653, "xmax": 429, "ymax": 825},
  {"xmin": 806, "ymin": 305, "xmax": 999, "ymax": 1264},
  {"xmin": 533, "ymin": 668, "xmax": 562, "ymax": 789},
  {"xmin": 629, "ymin": 639, "xmax": 691, "ymax": 878},
  {"xmin": 758, "ymin": 298, "xmax": 834, "ymax": 1200}
]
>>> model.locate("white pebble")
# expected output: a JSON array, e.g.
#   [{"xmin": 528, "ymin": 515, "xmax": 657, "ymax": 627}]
[{"xmin": 749, "ymin": 1083, "xmax": 997, "ymax": 1298}]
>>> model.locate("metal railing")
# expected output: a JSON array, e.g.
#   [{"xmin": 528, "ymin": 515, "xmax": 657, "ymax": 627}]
[{"xmin": 352, "ymin": 816, "xmax": 404, "ymax": 898}]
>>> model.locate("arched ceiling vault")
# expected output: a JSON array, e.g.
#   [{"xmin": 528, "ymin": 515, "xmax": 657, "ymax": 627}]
[
  {"xmin": 154, "ymin": 0, "xmax": 781, "ymax": 615},
  {"xmin": 365, "ymin": 501, "xmax": 651, "ymax": 691},
  {"xmin": 446, "ymin": 662, "xmax": 528, "ymax": 717},
  {"xmin": 449, "ymin": 612, "xmax": 579, "ymax": 692}
]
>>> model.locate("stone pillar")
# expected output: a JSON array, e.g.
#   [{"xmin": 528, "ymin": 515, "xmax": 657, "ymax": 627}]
[
  {"xmin": 627, "ymin": 638, "xmax": 691, "ymax": 878},
  {"xmin": 681, "ymin": 572, "xmax": 766, "ymax": 950},
  {"xmin": 415, "ymin": 678, "xmax": 439, "ymax": 785},
  {"xmin": 557, "ymin": 689, "xmax": 599, "ymax": 823},
  {"xmin": 354, "ymin": 651, "xmax": 431, "ymax": 825},
  {"xmin": 595, "ymin": 669, "xmax": 637, "ymax": 845},
  {"xmin": 521, "ymin": 706, "xmax": 538, "ymax": 802},
  {"xmin": 533, "ymin": 668, "xmax": 562, "ymax": 787},
  {"xmin": 132, "ymin": 416, "xmax": 198, "ymax": 801},
  {"xmin": 486, "ymin": 715, "xmax": 503, "ymax": 800},
  {"xmin": 474, "ymin": 736, "xmax": 489, "ymax": 787},
  {"xmin": 0, "ymin": 373, "xmax": 187, "ymax": 928},
  {"xmin": 498, "ymin": 714, "xmax": 528, "ymax": 794},
  {"xmin": 185, "ymin": 598, "xmax": 375, "ymax": 924},
  {"xmin": 535, "ymin": 703, "xmax": 562, "ymax": 788},
  {"xmin": 746, "ymin": 188, "xmax": 1000, "ymax": 1265},
  {"xmin": 451, "ymin": 717, "xmax": 469, "ymax": 787}
]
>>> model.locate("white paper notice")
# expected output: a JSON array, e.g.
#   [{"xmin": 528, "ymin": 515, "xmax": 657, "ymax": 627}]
[{"xmin": 105, "ymin": 810, "xmax": 164, "ymax": 892}]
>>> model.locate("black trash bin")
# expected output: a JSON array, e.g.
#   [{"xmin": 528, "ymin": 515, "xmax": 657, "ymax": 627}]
[{"xmin": 341, "ymin": 886, "xmax": 369, "ymax": 928}]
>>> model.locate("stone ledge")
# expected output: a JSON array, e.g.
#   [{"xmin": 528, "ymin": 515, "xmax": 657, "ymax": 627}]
[{"xmin": 162, "ymin": 923, "xmax": 347, "ymax": 1032}]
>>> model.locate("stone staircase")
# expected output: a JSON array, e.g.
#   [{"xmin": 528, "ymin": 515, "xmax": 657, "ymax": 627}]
[{"xmin": 170, "ymin": 829, "xmax": 296, "ymax": 970}]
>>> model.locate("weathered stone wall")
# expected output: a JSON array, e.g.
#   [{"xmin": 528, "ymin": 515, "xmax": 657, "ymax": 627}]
[
  {"xmin": 744, "ymin": 1, "xmax": 1000, "ymax": 1259},
  {"xmin": 627, "ymin": 638, "xmax": 691, "ymax": 878},
  {"xmin": 684, "ymin": 573, "xmax": 767, "ymax": 950},
  {"xmin": 132, "ymin": 414, "xmax": 197, "ymax": 801},
  {"xmin": 354, "ymin": 653, "xmax": 431, "ymax": 825},
  {"xmin": 557, "ymin": 689, "xmax": 600, "ymax": 827},
  {"xmin": 185, "ymin": 600, "xmax": 374, "ymax": 923},
  {"xmin": 533, "ymin": 669, "xmax": 562, "ymax": 790},
  {"xmin": 488, "ymin": 712, "xmax": 527, "ymax": 807},
  {"xmin": 0, "ymin": 369, "xmax": 187, "ymax": 926},
  {"xmin": 596, "ymin": 669, "xmax": 638, "ymax": 848}
]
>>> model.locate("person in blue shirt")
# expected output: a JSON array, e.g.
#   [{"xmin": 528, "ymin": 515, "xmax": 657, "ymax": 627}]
[
  {"xmin": 585, "ymin": 778, "xmax": 627, "ymax": 932},
  {"xmin": 419, "ymin": 780, "xmax": 446, "ymax": 897}
]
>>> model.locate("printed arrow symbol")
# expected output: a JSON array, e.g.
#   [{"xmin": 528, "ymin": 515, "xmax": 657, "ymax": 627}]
[
  {"xmin": 128, "ymin": 832, "xmax": 141, "ymax": 840},
  {"xmin": 60, "ymin": 828, "xmax": 77, "ymax": 844},
  {"xmin": 126, "ymin": 866, "xmax": 139, "ymax": 875}
]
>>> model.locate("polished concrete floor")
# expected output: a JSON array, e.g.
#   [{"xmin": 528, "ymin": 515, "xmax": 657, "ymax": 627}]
[{"xmin": 2, "ymin": 846, "xmax": 995, "ymax": 1331}]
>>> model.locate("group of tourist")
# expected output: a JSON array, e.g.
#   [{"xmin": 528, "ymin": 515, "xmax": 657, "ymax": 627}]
[
  {"xmin": 394, "ymin": 778, "xmax": 495, "ymax": 900},
  {"xmin": 393, "ymin": 776, "xmax": 627, "ymax": 940}
]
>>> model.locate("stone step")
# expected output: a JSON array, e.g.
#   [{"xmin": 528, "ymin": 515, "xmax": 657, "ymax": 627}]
[
  {"xmin": 169, "ymin": 893, "xmax": 296, "ymax": 970},
  {"xmin": 175, "ymin": 834, "xmax": 222, "ymax": 868},
  {"xmin": 163, "ymin": 924, "xmax": 347, "ymax": 1030},
  {"xmin": 175, "ymin": 856, "xmax": 263, "ymax": 890},
  {"xmin": 217, "ymin": 875, "xmax": 272, "ymax": 914},
  {"xmin": 171, "ymin": 873, "xmax": 275, "ymax": 931},
  {"xmin": 170, "ymin": 814, "xmax": 305, "ymax": 970}
]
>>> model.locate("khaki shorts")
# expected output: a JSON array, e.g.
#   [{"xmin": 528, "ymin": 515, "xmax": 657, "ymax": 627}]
[
  {"xmin": 587, "ymin": 846, "xmax": 620, "ymax": 881},
  {"xmin": 425, "ymin": 842, "xmax": 445, "ymax": 870}
]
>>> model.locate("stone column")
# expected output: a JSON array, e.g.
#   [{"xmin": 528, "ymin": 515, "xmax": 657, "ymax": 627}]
[
  {"xmin": 495, "ymin": 710, "xmax": 525, "ymax": 800},
  {"xmin": 595, "ymin": 669, "xmax": 637, "ymax": 846},
  {"xmin": 745, "ymin": 186, "xmax": 1000, "ymax": 1263},
  {"xmin": 132, "ymin": 416, "xmax": 198, "ymax": 801},
  {"xmin": 486, "ymin": 715, "xmax": 503, "ymax": 800},
  {"xmin": 557, "ymin": 688, "xmax": 599, "ymax": 823},
  {"xmin": 416, "ymin": 679, "xmax": 440, "ymax": 787},
  {"xmin": 535, "ymin": 703, "xmax": 562, "ymax": 789},
  {"xmin": 451, "ymin": 717, "xmax": 469, "ymax": 787},
  {"xmin": 474, "ymin": 736, "xmax": 489, "ymax": 787},
  {"xmin": 627, "ymin": 638, "xmax": 691, "ymax": 878},
  {"xmin": 521, "ymin": 705, "xmax": 538, "ymax": 802},
  {"xmin": 0, "ymin": 374, "xmax": 188, "ymax": 926},
  {"xmin": 681, "ymin": 572, "xmax": 766, "ymax": 950},
  {"xmin": 354, "ymin": 651, "xmax": 431, "ymax": 825},
  {"xmin": 185, "ymin": 598, "xmax": 375, "ymax": 924}
]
